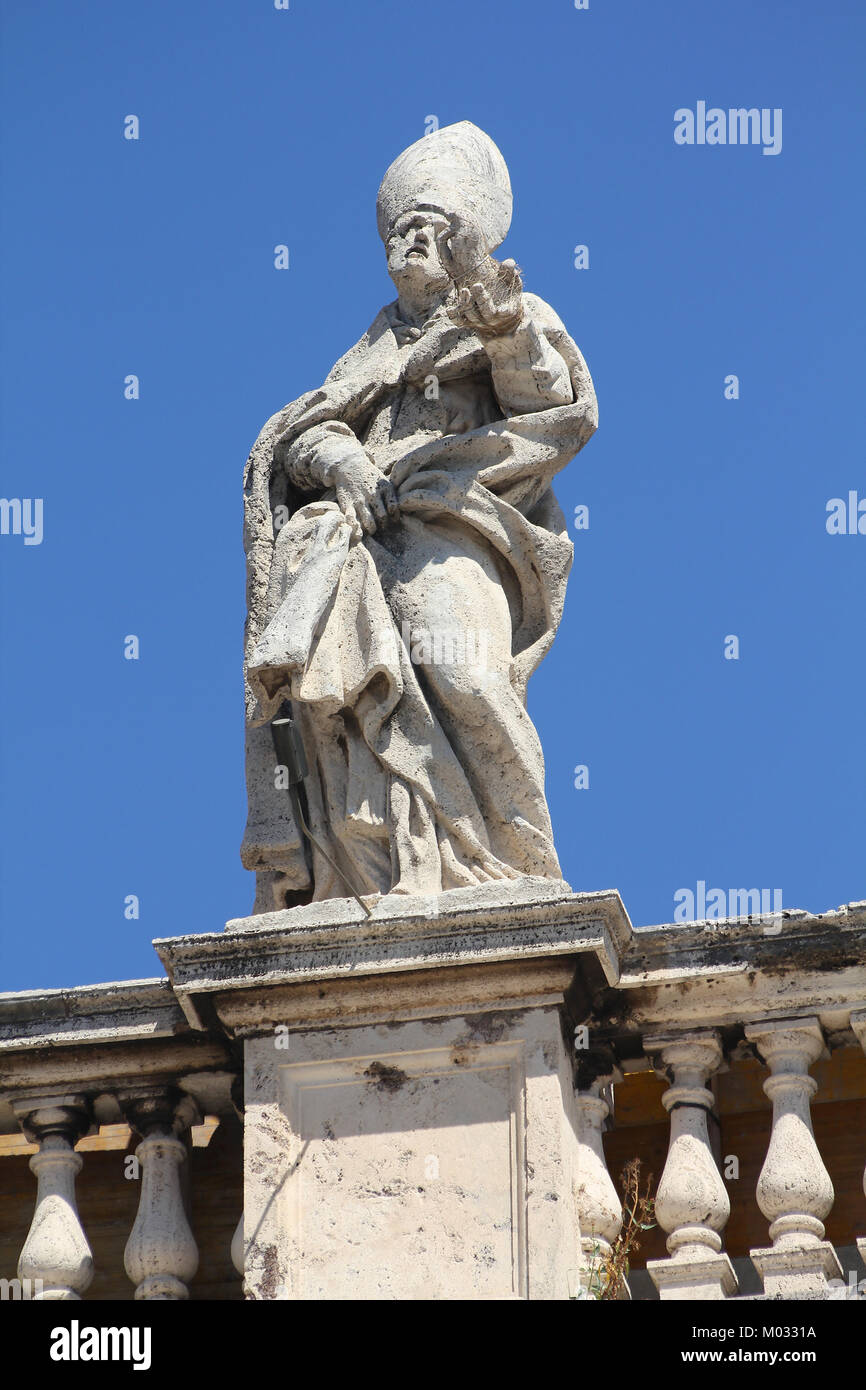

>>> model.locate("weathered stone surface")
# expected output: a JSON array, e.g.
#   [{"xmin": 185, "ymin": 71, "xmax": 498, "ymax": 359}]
[
  {"xmin": 156, "ymin": 883, "xmax": 625, "ymax": 1300},
  {"xmin": 745, "ymin": 1019, "xmax": 843, "ymax": 1297},
  {"xmin": 0, "ymin": 979, "xmax": 184, "ymax": 1051},
  {"xmin": 13, "ymin": 1099, "xmax": 93, "ymax": 1300},
  {"xmin": 153, "ymin": 883, "xmax": 632, "ymax": 1033},
  {"xmin": 122, "ymin": 1090, "xmax": 200, "ymax": 1300},
  {"xmin": 0, "ymin": 979, "xmax": 236, "ymax": 1138},
  {"xmin": 1, "ymin": 899, "xmax": 864, "ymax": 1301},
  {"xmin": 243, "ymin": 1006, "xmax": 579, "ymax": 1301},
  {"xmin": 645, "ymin": 1033, "xmax": 739, "ymax": 1300},
  {"xmin": 241, "ymin": 121, "xmax": 597, "ymax": 908},
  {"xmin": 593, "ymin": 902, "xmax": 866, "ymax": 1047}
]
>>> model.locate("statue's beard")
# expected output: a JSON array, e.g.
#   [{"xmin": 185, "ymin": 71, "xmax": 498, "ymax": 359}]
[{"xmin": 389, "ymin": 259, "xmax": 452, "ymax": 299}]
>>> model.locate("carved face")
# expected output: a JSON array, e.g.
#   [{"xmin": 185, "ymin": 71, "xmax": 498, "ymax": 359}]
[{"xmin": 386, "ymin": 208, "xmax": 452, "ymax": 294}]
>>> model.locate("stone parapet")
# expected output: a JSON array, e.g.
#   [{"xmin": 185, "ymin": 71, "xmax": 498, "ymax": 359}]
[{"xmin": 1, "ymin": 894, "xmax": 864, "ymax": 1300}]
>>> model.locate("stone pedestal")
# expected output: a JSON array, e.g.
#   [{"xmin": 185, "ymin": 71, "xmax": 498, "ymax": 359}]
[
  {"xmin": 647, "ymin": 1253, "xmax": 738, "ymax": 1301},
  {"xmin": 749, "ymin": 1244, "xmax": 843, "ymax": 1300},
  {"xmin": 245, "ymin": 1005, "xmax": 576, "ymax": 1300},
  {"xmin": 155, "ymin": 880, "xmax": 631, "ymax": 1301}
]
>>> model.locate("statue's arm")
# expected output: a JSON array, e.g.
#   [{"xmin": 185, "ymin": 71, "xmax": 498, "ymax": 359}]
[
  {"xmin": 278, "ymin": 419, "xmax": 368, "ymax": 493},
  {"xmin": 277, "ymin": 419, "xmax": 398, "ymax": 539},
  {"xmin": 436, "ymin": 218, "xmax": 585, "ymax": 417},
  {"xmin": 483, "ymin": 297, "xmax": 576, "ymax": 415},
  {"xmin": 447, "ymin": 267, "xmax": 584, "ymax": 415},
  {"xmin": 274, "ymin": 307, "xmax": 400, "ymax": 510}
]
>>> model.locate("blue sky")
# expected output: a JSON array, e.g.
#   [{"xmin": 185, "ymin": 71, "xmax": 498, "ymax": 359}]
[{"xmin": 1, "ymin": 0, "xmax": 863, "ymax": 991}]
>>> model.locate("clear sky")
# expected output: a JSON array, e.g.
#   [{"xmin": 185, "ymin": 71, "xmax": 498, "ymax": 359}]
[{"xmin": 1, "ymin": 0, "xmax": 863, "ymax": 991}]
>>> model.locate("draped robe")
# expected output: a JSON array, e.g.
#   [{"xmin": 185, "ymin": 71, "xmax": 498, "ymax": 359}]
[{"xmin": 242, "ymin": 291, "xmax": 597, "ymax": 910}]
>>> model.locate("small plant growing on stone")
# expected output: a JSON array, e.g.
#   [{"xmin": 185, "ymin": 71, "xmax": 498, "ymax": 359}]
[{"xmin": 579, "ymin": 1158, "xmax": 656, "ymax": 1300}]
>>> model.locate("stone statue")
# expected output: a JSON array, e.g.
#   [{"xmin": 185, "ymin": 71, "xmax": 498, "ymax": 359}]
[{"xmin": 242, "ymin": 122, "xmax": 597, "ymax": 912}]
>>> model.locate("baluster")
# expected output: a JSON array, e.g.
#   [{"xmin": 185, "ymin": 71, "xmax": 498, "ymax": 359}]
[
  {"xmin": 849, "ymin": 1009, "xmax": 866, "ymax": 1270},
  {"xmin": 574, "ymin": 1070, "xmax": 626, "ymax": 1298},
  {"xmin": 746, "ymin": 1017, "xmax": 842, "ymax": 1297},
  {"xmin": 231, "ymin": 1214, "xmax": 245, "ymax": 1278},
  {"xmin": 13, "ymin": 1095, "xmax": 93, "ymax": 1300},
  {"xmin": 122, "ymin": 1089, "xmax": 200, "ymax": 1300},
  {"xmin": 644, "ymin": 1032, "xmax": 737, "ymax": 1299},
  {"xmin": 230, "ymin": 1075, "xmax": 245, "ymax": 1285}
]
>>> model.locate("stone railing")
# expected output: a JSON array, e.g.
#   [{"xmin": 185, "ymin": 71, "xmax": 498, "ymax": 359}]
[
  {"xmin": 573, "ymin": 903, "xmax": 866, "ymax": 1300},
  {"xmin": 0, "ymin": 981, "xmax": 239, "ymax": 1300},
  {"xmin": 2, "ymin": 896, "xmax": 864, "ymax": 1301}
]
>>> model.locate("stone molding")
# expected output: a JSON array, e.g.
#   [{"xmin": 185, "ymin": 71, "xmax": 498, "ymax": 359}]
[
  {"xmin": 2, "ymin": 898, "xmax": 864, "ymax": 1127},
  {"xmin": 596, "ymin": 901, "xmax": 866, "ymax": 1044},
  {"xmin": 154, "ymin": 884, "xmax": 633, "ymax": 1032}
]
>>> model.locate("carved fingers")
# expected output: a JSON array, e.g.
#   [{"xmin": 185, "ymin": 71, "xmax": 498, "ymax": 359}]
[
  {"xmin": 369, "ymin": 474, "xmax": 400, "ymax": 526},
  {"xmin": 332, "ymin": 456, "xmax": 398, "ymax": 538},
  {"xmin": 447, "ymin": 259, "xmax": 524, "ymax": 338},
  {"xmin": 434, "ymin": 212, "xmax": 489, "ymax": 283}
]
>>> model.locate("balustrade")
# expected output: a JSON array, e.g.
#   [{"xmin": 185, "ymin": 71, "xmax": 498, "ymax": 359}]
[
  {"xmin": 3, "ymin": 913, "xmax": 864, "ymax": 1303},
  {"xmin": 572, "ymin": 1004, "xmax": 866, "ymax": 1301}
]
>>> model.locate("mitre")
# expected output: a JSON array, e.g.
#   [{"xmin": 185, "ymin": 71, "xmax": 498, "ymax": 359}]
[{"xmin": 376, "ymin": 121, "xmax": 512, "ymax": 253}]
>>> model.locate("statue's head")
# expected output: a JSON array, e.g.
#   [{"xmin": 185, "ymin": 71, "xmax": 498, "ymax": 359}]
[
  {"xmin": 377, "ymin": 122, "xmax": 512, "ymax": 297},
  {"xmin": 385, "ymin": 207, "xmax": 453, "ymax": 297}
]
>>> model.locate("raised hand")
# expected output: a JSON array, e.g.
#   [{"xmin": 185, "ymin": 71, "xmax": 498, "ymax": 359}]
[
  {"xmin": 449, "ymin": 266, "xmax": 524, "ymax": 337},
  {"xmin": 433, "ymin": 213, "xmax": 522, "ymax": 336},
  {"xmin": 448, "ymin": 261, "xmax": 524, "ymax": 338},
  {"xmin": 434, "ymin": 212, "xmax": 491, "ymax": 286}
]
